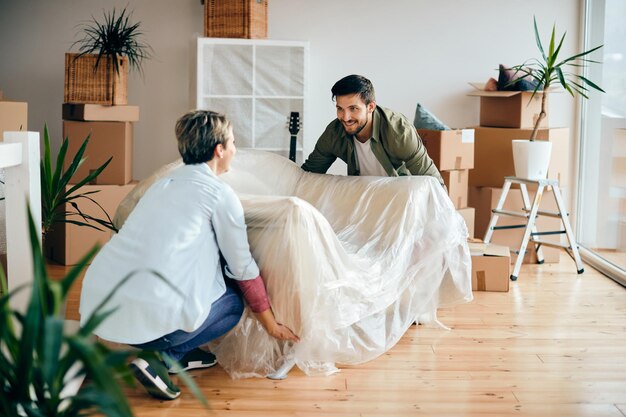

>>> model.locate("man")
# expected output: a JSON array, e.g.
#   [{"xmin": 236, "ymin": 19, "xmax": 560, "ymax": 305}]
[{"xmin": 301, "ymin": 74, "xmax": 444, "ymax": 186}]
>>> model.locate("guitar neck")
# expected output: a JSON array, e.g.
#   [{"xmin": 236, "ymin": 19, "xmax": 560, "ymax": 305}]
[
  {"xmin": 288, "ymin": 111, "xmax": 300, "ymax": 163},
  {"xmin": 289, "ymin": 134, "xmax": 297, "ymax": 162}
]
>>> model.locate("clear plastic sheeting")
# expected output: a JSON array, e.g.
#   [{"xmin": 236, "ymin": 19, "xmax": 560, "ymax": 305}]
[{"xmin": 114, "ymin": 149, "xmax": 473, "ymax": 379}]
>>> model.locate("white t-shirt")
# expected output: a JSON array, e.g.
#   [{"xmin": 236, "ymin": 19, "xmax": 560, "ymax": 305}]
[
  {"xmin": 79, "ymin": 163, "xmax": 259, "ymax": 344},
  {"xmin": 353, "ymin": 138, "xmax": 388, "ymax": 176}
]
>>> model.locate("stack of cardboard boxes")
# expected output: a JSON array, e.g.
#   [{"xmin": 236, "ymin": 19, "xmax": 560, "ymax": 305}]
[
  {"xmin": 467, "ymin": 89, "xmax": 570, "ymax": 266},
  {"xmin": 46, "ymin": 103, "xmax": 139, "ymax": 265},
  {"xmin": 418, "ymin": 128, "xmax": 476, "ymax": 238},
  {"xmin": 418, "ymin": 126, "xmax": 515, "ymax": 292}
]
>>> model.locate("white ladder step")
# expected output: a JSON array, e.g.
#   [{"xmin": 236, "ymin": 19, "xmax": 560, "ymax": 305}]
[
  {"xmin": 522, "ymin": 208, "xmax": 568, "ymax": 218},
  {"xmin": 484, "ymin": 176, "xmax": 585, "ymax": 281},
  {"xmin": 530, "ymin": 239, "xmax": 574, "ymax": 250},
  {"xmin": 492, "ymin": 209, "xmax": 528, "ymax": 218}
]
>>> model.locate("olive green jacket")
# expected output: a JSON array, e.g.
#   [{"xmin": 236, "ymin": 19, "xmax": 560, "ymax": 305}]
[{"xmin": 301, "ymin": 106, "xmax": 444, "ymax": 186}]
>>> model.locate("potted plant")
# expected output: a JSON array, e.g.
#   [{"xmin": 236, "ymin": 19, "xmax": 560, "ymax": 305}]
[
  {"xmin": 0, "ymin": 208, "xmax": 206, "ymax": 416},
  {"xmin": 507, "ymin": 16, "xmax": 604, "ymax": 179},
  {"xmin": 65, "ymin": 7, "xmax": 152, "ymax": 105},
  {"xmin": 40, "ymin": 124, "xmax": 117, "ymax": 235}
]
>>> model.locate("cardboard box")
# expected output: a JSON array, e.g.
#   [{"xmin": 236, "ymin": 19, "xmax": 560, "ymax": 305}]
[
  {"xmin": 469, "ymin": 186, "xmax": 562, "ymax": 264},
  {"xmin": 457, "ymin": 207, "xmax": 475, "ymax": 239},
  {"xmin": 417, "ymin": 128, "xmax": 475, "ymax": 170},
  {"xmin": 62, "ymin": 103, "xmax": 140, "ymax": 122},
  {"xmin": 0, "ymin": 101, "xmax": 28, "ymax": 140},
  {"xmin": 468, "ymin": 89, "xmax": 548, "ymax": 129},
  {"xmin": 443, "ymin": 169, "xmax": 468, "ymax": 209},
  {"xmin": 469, "ymin": 127, "xmax": 569, "ymax": 188},
  {"xmin": 469, "ymin": 242, "xmax": 510, "ymax": 292},
  {"xmin": 44, "ymin": 183, "xmax": 136, "ymax": 265},
  {"xmin": 63, "ymin": 120, "xmax": 133, "ymax": 185}
]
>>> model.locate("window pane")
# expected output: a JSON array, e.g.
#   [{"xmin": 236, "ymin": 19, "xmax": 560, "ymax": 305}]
[{"xmin": 579, "ymin": 0, "xmax": 626, "ymax": 271}]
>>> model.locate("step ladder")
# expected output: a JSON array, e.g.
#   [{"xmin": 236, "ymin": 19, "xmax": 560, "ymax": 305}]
[{"xmin": 483, "ymin": 176, "xmax": 584, "ymax": 281}]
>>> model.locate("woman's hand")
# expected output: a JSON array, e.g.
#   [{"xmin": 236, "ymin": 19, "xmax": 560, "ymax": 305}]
[
  {"xmin": 255, "ymin": 309, "xmax": 300, "ymax": 342},
  {"xmin": 267, "ymin": 322, "xmax": 300, "ymax": 342}
]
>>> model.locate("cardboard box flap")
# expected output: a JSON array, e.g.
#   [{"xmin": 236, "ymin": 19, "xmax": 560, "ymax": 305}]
[
  {"xmin": 484, "ymin": 243, "xmax": 510, "ymax": 257},
  {"xmin": 467, "ymin": 90, "xmax": 522, "ymax": 98},
  {"xmin": 467, "ymin": 82, "xmax": 559, "ymax": 97},
  {"xmin": 468, "ymin": 242, "xmax": 510, "ymax": 257},
  {"xmin": 468, "ymin": 242, "xmax": 486, "ymax": 256}
]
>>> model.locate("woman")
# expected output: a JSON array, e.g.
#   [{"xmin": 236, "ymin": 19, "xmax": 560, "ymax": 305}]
[{"xmin": 79, "ymin": 110, "xmax": 298, "ymax": 400}]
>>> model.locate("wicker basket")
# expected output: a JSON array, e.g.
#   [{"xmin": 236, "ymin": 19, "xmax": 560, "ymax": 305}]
[
  {"xmin": 205, "ymin": 0, "xmax": 268, "ymax": 39},
  {"xmin": 64, "ymin": 53, "xmax": 128, "ymax": 105}
]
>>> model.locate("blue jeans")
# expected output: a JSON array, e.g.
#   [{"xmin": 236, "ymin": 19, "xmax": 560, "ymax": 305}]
[{"xmin": 132, "ymin": 286, "xmax": 244, "ymax": 361}]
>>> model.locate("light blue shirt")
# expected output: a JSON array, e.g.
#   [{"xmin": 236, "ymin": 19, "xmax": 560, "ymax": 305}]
[{"xmin": 79, "ymin": 163, "xmax": 259, "ymax": 344}]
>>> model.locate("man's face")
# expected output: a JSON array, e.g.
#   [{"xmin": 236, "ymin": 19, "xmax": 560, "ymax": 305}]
[{"xmin": 335, "ymin": 94, "xmax": 375, "ymax": 137}]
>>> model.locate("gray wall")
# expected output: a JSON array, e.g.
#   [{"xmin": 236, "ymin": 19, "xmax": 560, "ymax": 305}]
[{"xmin": 0, "ymin": 0, "xmax": 581, "ymax": 181}]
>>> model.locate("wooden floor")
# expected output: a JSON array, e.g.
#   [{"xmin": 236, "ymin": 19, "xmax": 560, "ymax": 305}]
[
  {"xmin": 114, "ymin": 257, "xmax": 625, "ymax": 417},
  {"xmin": 50, "ymin": 257, "xmax": 626, "ymax": 417}
]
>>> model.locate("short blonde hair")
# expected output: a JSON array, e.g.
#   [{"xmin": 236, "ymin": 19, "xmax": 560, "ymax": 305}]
[{"xmin": 175, "ymin": 110, "xmax": 231, "ymax": 164}]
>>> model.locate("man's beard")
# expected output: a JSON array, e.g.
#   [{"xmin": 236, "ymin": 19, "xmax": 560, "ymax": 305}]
[{"xmin": 343, "ymin": 115, "xmax": 369, "ymax": 137}]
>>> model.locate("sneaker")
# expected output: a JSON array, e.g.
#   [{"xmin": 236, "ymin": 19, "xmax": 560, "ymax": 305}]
[
  {"xmin": 129, "ymin": 358, "xmax": 181, "ymax": 400},
  {"xmin": 168, "ymin": 348, "xmax": 217, "ymax": 374}
]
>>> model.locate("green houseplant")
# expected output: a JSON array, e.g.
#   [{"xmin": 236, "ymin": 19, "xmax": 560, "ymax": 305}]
[
  {"xmin": 507, "ymin": 17, "xmax": 604, "ymax": 179},
  {"xmin": 65, "ymin": 7, "xmax": 152, "ymax": 105},
  {"xmin": 40, "ymin": 124, "xmax": 116, "ymax": 237},
  {"xmin": 0, "ymin": 207, "xmax": 206, "ymax": 416},
  {"xmin": 510, "ymin": 16, "xmax": 605, "ymax": 141}
]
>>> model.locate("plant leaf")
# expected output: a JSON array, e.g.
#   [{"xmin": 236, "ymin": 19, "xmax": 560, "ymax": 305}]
[
  {"xmin": 579, "ymin": 75, "xmax": 606, "ymax": 93},
  {"xmin": 533, "ymin": 16, "xmax": 547, "ymax": 62},
  {"xmin": 41, "ymin": 317, "xmax": 64, "ymax": 398},
  {"xmin": 66, "ymin": 336, "xmax": 134, "ymax": 417},
  {"xmin": 60, "ymin": 245, "xmax": 100, "ymax": 298},
  {"xmin": 557, "ymin": 44, "xmax": 604, "ymax": 67},
  {"xmin": 14, "ymin": 209, "xmax": 47, "ymax": 400}
]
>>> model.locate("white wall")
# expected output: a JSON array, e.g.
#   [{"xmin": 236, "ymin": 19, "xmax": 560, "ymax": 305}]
[{"xmin": 0, "ymin": 0, "xmax": 581, "ymax": 181}]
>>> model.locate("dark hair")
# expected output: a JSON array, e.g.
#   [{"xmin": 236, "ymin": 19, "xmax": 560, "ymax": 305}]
[
  {"xmin": 175, "ymin": 110, "xmax": 231, "ymax": 164},
  {"xmin": 331, "ymin": 74, "xmax": 376, "ymax": 104}
]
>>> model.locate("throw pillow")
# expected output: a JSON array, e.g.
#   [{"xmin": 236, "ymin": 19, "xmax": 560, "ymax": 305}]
[{"xmin": 413, "ymin": 103, "xmax": 450, "ymax": 131}]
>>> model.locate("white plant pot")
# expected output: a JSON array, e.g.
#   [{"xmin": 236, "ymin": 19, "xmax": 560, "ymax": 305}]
[{"xmin": 511, "ymin": 140, "xmax": 552, "ymax": 180}]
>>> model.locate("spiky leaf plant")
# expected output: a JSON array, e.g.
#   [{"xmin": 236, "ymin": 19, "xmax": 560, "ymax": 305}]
[
  {"xmin": 0, "ymin": 207, "xmax": 207, "ymax": 416},
  {"xmin": 508, "ymin": 16, "xmax": 604, "ymax": 140},
  {"xmin": 71, "ymin": 7, "xmax": 152, "ymax": 77},
  {"xmin": 40, "ymin": 124, "xmax": 116, "ymax": 236}
]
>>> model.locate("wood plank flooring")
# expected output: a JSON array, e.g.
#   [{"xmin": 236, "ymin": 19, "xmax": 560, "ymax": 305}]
[{"xmin": 51, "ymin": 256, "xmax": 626, "ymax": 416}]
